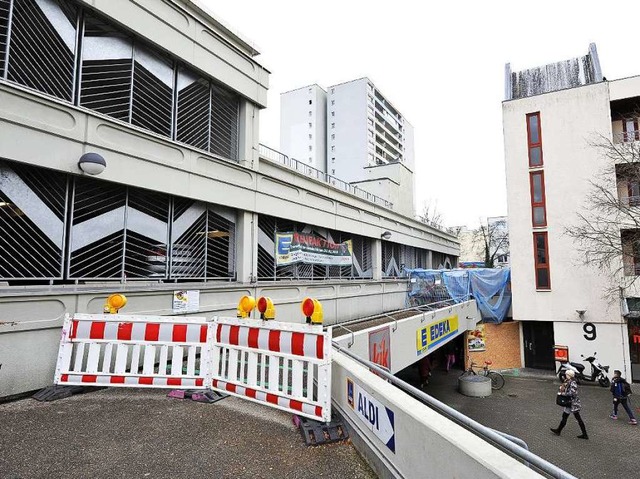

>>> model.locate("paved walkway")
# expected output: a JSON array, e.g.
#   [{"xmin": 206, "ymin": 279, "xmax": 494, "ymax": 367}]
[
  {"xmin": 0, "ymin": 389, "xmax": 375, "ymax": 479},
  {"xmin": 398, "ymin": 366, "xmax": 640, "ymax": 479}
]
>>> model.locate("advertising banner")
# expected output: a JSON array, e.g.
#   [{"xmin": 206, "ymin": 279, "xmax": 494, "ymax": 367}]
[
  {"xmin": 416, "ymin": 315, "xmax": 459, "ymax": 356},
  {"xmin": 369, "ymin": 327, "xmax": 391, "ymax": 374},
  {"xmin": 275, "ymin": 232, "xmax": 353, "ymax": 266},
  {"xmin": 467, "ymin": 324, "xmax": 487, "ymax": 352}
]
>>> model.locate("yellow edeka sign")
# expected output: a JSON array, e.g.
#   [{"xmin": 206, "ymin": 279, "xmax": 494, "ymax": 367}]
[{"xmin": 416, "ymin": 315, "xmax": 459, "ymax": 355}]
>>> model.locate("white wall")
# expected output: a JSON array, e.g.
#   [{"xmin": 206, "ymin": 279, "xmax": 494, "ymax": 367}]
[
  {"xmin": 503, "ymin": 82, "xmax": 619, "ymax": 323},
  {"xmin": 353, "ymin": 162, "xmax": 415, "ymax": 217},
  {"xmin": 280, "ymin": 85, "xmax": 327, "ymax": 172},
  {"xmin": 329, "ymin": 79, "xmax": 369, "ymax": 182},
  {"xmin": 553, "ymin": 320, "xmax": 631, "ymax": 379},
  {"xmin": 332, "ymin": 352, "xmax": 542, "ymax": 479}
]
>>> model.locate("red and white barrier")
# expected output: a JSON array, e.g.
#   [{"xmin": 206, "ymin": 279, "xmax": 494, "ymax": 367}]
[
  {"xmin": 55, "ymin": 314, "xmax": 213, "ymax": 389},
  {"xmin": 211, "ymin": 317, "xmax": 331, "ymax": 422},
  {"xmin": 54, "ymin": 313, "xmax": 332, "ymax": 422}
]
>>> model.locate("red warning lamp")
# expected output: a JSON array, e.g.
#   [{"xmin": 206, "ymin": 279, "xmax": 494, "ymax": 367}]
[
  {"xmin": 257, "ymin": 296, "xmax": 276, "ymax": 320},
  {"xmin": 301, "ymin": 297, "xmax": 323, "ymax": 325}
]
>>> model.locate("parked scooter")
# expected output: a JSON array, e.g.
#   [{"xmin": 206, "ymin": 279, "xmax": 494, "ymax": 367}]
[{"xmin": 557, "ymin": 352, "xmax": 610, "ymax": 387}]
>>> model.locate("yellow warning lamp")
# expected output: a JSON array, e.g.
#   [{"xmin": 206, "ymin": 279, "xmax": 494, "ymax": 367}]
[
  {"xmin": 257, "ymin": 296, "xmax": 276, "ymax": 320},
  {"xmin": 301, "ymin": 297, "xmax": 323, "ymax": 325},
  {"xmin": 237, "ymin": 295, "xmax": 256, "ymax": 318},
  {"xmin": 104, "ymin": 293, "xmax": 127, "ymax": 314}
]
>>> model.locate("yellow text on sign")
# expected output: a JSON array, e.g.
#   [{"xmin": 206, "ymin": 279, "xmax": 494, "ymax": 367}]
[{"xmin": 416, "ymin": 315, "xmax": 459, "ymax": 355}]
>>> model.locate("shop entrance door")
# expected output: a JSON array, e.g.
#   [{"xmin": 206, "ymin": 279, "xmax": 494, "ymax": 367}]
[{"xmin": 522, "ymin": 321, "xmax": 555, "ymax": 370}]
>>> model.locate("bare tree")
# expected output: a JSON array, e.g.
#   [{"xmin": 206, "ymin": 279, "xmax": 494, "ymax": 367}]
[
  {"xmin": 474, "ymin": 219, "xmax": 509, "ymax": 268},
  {"xmin": 565, "ymin": 134, "xmax": 640, "ymax": 296},
  {"xmin": 418, "ymin": 200, "xmax": 445, "ymax": 230}
]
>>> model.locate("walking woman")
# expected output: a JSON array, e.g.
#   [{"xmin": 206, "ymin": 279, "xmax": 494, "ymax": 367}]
[{"xmin": 551, "ymin": 369, "xmax": 589, "ymax": 439}]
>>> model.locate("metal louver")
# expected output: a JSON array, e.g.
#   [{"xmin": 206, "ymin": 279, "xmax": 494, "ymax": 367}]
[
  {"xmin": 176, "ymin": 67, "xmax": 210, "ymax": 150},
  {"xmin": 131, "ymin": 45, "xmax": 173, "ymax": 137},
  {"xmin": 0, "ymin": 160, "xmax": 67, "ymax": 279},
  {"xmin": 0, "ymin": 0, "xmax": 10, "ymax": 78},
  {"xmin": 69, "ymin": 177, "xmax": 126, "ymax": 279},
  {"xmin": 7, "ymin": 0, "xmax": 77, "ymax": 101},
  {"xmin": 80, "ymin": 12, "xmax": 132, "ymax": 121},
  {"xmin": 210, "ymin": 85, "xmax": 239, "ymax": 160}
]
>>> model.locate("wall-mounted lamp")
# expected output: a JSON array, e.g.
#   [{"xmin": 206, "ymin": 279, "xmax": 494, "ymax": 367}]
[
  {"xmin": 576, "ymin": 309, "xmax": 586, "ymax": 321},
  {"xmin": 381, "ymin": 231, "xmax": 392, "ymax": 240},
  {"xmin": 78, "ymin": 152, "xmax": 106, "ymax": 176}
]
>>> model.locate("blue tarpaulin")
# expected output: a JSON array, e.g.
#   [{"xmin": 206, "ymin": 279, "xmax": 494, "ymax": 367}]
[{"xmin": 405, "ymin": 268, "xmax": 511, "ymax": 323}]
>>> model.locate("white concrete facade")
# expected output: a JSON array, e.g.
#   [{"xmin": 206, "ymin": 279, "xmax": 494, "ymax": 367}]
[
  {"xmin": 0, "ymin": 0, "xmax": 459, "ymax": 398},
  {"xmin": 503, "ymin": 62, "xmax": 640, "ymax": 379},
  {"xmin": 279, "ymin": 84, "xmax": 327, "ymax": 172}
]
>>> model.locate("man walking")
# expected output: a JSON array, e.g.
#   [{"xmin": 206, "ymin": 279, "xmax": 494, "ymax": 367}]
[{"xmin": 610, "ymin": 369, "xmax": 637, "ymax": 425}]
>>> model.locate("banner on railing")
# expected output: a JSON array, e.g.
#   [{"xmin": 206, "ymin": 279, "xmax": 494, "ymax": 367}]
[{"xmin": 275, "ymin": 232, "xmax": 353, "ymax": 266}]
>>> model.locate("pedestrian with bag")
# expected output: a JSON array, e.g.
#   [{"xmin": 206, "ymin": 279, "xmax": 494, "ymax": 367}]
[
  {"xmin": 609, "ymin": 369, "xmax": 637, "ymax": 425},
  {"xmin": 551, "ymin": 369, "xmax": 589, "ymax": 439}
]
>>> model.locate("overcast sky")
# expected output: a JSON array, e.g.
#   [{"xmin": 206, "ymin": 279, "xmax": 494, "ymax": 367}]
[{"xmin": 203, "ymin": 0, "xmax": 640, "ymax": 228}]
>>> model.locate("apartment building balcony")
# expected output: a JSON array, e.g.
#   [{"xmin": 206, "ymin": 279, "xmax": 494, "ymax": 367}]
[
  {"xmin": 375, "ymin": 124, "xmax": 403, "ymax": 152},
  {"xmin": 374, "ymin": 111, "xmax": 403, "ymax": 143},
  {"xmin": 622, "ymin": 229, "xmax": 640, "ymax": 276},
  {"xmin": 375, "ymin": 134, "xmax": 403, "ymax": 161},
  {"xmin": 611, "ymin": 97, "xmax": 640, "ymax": 144}
]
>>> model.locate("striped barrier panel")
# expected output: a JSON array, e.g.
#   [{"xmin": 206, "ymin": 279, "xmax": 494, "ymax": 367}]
[
  {"xmin": 211, "ymin": 317, "xmax": 332, "ymax": 422},
  {"xmin": 54, "ymin": 314, "xmax": 213, "ymax": 388}
]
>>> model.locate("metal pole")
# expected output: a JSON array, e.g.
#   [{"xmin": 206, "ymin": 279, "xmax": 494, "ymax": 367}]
[{"xmin": 332, "ymin": 342, "xmax": 578, "ymax": 479}]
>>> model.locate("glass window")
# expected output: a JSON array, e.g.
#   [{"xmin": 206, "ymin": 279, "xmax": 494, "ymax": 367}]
[
  {"xmin": 528, "ymin": 114, "xmax": 539, "ymax": 144},
  {"xmin": 533, "ymin": 207, "xmax": 546, "ymax": 226},
  {"xmin": 529, "ymin": 146, "xmax": 542, "ymax": 166},
  {"xmin": 532, "ymin": 173, "xmax": 543, "ymax": 203},
  {"xmin": 536, "ymin": 268, "xmax": 550, "ymax": 289},
  {"xmin": 536, "ymin": 233, "xmax": 547, "ymax": 264}
]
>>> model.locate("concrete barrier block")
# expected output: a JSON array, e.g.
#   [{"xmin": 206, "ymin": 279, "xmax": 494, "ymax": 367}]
[{"xmin": 458, "ymin": 375, "xmax": 492, "ymax": 397}]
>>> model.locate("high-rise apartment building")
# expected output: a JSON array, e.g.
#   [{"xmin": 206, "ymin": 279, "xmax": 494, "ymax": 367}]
[{"xmin": 280, "ymin": 78, "xmax": 415, "ymax": 215}]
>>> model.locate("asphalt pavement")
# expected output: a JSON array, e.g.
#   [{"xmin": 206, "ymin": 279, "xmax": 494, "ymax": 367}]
[
  {"xmin": 397, "ymin": 365, "xmax": 640, "ymax": 479},
  {"xmin": 0, "ymin": 388, "xmax": 375, "ymax": 479}
]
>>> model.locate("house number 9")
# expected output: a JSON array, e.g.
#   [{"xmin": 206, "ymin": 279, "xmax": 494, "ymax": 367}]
[{"xmin": 583, "ymin": 322, "xmax": 597, "ymax": 341}]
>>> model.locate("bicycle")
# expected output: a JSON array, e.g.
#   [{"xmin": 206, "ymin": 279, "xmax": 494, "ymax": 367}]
[{"xmin": 460, "ymin": 360, "xmax": 505, "ymax": 390}]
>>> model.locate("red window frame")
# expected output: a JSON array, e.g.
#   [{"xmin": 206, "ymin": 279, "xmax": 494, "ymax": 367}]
[
  {"xmin": 529, "ymin": 171, "xmax": 547, "ymax": 227},
  {"xmin": 622, "ymin": 118, "xmax": 640, "ymax": 143},
  {"xmin": 526, "ymin": 112, "xmax": 543, "ymax": 167},
  {"xmin": 533, "ymin": 232, "xmax": 551, "ymax": 290}
]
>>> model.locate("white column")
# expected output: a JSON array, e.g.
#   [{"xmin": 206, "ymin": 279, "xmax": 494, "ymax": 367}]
[
  {"xmin": 237, "ymin": 100, "xmax": 259, "ymax": 170},
  {"xmin": 235, "ymin": 211, "xmax": 257, "ymax": 283},
  {"xmin": 372, "ymin": 239, "xmax": 383, "ymax": 280}
]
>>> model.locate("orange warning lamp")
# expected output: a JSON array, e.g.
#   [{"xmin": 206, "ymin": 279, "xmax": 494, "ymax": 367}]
[
  {"xmin": 301, "ymin": 297, "xmax": 323, "ymax": 325},
  {"xmin": 104, "ymin": 293, "xmax": 127, "ymax": 314},
  {"xmin": 237, "ymin": 295, "xmax": 256, "ymax": 318},
  {"xmin": 257, "ymin": 296, "xmax": 276, "ymax": 320}
]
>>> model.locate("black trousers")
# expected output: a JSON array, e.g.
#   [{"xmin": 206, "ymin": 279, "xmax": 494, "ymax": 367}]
[{"xmin": 557, "ymin": 411, "xmax": 587, "ymax": 435}]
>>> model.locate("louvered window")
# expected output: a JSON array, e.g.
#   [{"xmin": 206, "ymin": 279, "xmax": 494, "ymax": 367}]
[
  {"xmin": 2, "ymin": 0, "xmax": 243, "ymax": 161},
  {"xmin": 6, "ymin": 0, "xmax": 77, "ymax": 101},
  {"xmin": 0, "ymin": 159, "xmax": 67, "ymax": 279},
  {"xmin": 80, "ymin": 12, "xmax": 132, "ymax": 121},
  {"xmin": 0, "ymin": 0, "xmax": 10, "ymax": 78},
  {"xmin": 211, "ymin": 85, "xmax": 239, "ymax": 160},
  {"xmin": 176, "ymin": 67, "xmax": 210, "ymax": 150},
  {"xmin": 132, "ymin": 44, "xmax": 173, "ymax": 137}
]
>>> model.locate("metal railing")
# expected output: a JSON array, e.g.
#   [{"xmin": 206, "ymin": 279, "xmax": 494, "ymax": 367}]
[
  {"xmin": 258, "ymin": 144, "xmax": 394, "ymax": 210},
  {"xmin": 332, "ymin": 342, "xmax": 577, "ymax": 479}
]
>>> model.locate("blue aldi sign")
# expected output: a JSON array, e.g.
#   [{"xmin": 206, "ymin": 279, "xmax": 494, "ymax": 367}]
[{"xmin": 347, "ymin": 378, "xmax": 395, "ymax": 453}]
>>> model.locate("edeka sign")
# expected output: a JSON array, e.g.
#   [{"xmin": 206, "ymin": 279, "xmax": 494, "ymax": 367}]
[
  {"xmin": 275, "ymin": 232, "xmax": 353, "ymax": 266},
  {"xmin": 416, "ymin": 315, "xmax": 459, "ymax": 356},
  {"xmin": 347, "ymin": 378, "xmax": 395, "ymax": 453}
]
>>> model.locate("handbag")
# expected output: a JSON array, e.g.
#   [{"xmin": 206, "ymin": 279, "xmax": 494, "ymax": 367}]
[{"xmin": 556, "ymin": 394, "xmax": 572, "ymax": 407}]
